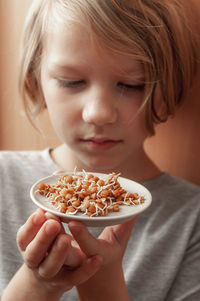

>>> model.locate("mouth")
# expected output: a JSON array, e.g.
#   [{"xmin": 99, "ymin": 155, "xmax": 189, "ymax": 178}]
[{"xmin": 79, "ymin": 137, "xmax": 123, "ymax": 150}]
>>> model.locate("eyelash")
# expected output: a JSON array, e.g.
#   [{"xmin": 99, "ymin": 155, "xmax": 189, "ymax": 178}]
[
  {"xmin": 118, "ymin": 82, "xmax": 145, "ymax": 91},
  {"xmin": 57, "ymin": 79, "xmax": 145, "ymax": 91},
  {"xmin": 57, "ymin": 80, "xmax": 84, "ymax": 88}
]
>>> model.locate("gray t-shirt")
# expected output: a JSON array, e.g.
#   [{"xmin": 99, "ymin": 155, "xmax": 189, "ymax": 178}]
[{"xmin": 0, "ymin": 149, "xmax": 200, "ymax": 300}]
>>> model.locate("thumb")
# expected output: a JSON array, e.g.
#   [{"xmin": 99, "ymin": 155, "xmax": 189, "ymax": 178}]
[
  {"xmin": 111, "ymin": 216, "xmax": 137, "ymax": 247},
  {"xmin": 68, "ymin": 221, "xmax": 100, "ymax": 256}
]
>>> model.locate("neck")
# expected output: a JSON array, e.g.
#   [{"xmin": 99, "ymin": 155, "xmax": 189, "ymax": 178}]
[{"xmin": 50, "ymin": 144, "xmax": 161, "ymax": 183}]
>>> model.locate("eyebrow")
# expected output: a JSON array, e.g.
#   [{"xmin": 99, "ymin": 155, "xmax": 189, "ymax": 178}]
[
  {"xmin": 47, "ymin": 62, "xmax": 90, "ymax": 75},
  {"xmin": 48, "ymin": 63, "xmax": 82, "ymax": 71},
  {"xmin": 116, "ymin": 64, "xmax": 145, "ymax": 78},
  {"xmin": 48, "ymin": 62, "xmax": 145, "ymax": 81}
]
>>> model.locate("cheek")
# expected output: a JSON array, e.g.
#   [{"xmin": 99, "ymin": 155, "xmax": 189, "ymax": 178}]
[
  {"xmin": 120, "ymin": 100, "xmax": 146, "ymax": 127},
  {"xmin": 43, "ymin": 88, "xmax": 79, "ymax": 128},
  {"xmin": 51, "ymin": 107, "xmax": 72, "ymax": 123},
  {"xmin": 121, "ymin": 105, "xmax": 148, "ymax": 140},
  {"xmin": 46, "ymin": 102, "xmax": 77, "ymax": 137}
]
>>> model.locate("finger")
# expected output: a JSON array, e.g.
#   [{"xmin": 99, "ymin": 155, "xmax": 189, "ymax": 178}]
[
  {"xmin": 64, "ymin": 239, "xmax": 85, "ymax": 267},
  {"xmin": 68, "ymin": 221, "xmax": 100, "ymax": 256},
  {"xmin": 111, "ymin": 216, "xmax": 138, "ymax": 246},
  {"xmin": 42, "ymin": 217, "xmax": 84, "ymax": 267},
  {"xmin": 66, "ymin": 255, "xmax": 103, "ymax": 287},
  {"xmin": 24, "ymin": 219, "xmax": 61, "ymax": 269},
  {"xmin": 38, "ymin": 233, "xmax": 84, "ymax": 278},
  {"xmin": 17, "ymin": 209, "xmax": 47, "ymax": 251},
  {"xmin": 38, "ymin": 233, "xmax": 71, "ymax": 278},
  {"xmin": 45, "ymin": 211, "xmax": 66, "ymax": 234},
  {"xmin": 45, "ymin": 211, "xmax": 61, "ymax": 222}
]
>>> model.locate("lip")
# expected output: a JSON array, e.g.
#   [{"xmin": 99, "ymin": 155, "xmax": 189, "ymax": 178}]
[{"xmin": 80, "ymin": 137, "xmax": 123, "ymax": 150}]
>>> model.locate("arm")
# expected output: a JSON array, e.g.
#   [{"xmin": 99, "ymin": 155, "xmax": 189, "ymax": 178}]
[
  {"xmin": 1, "ymin": 209, "xmax": 102, "ymax": 301},
  {"xmin": 69, "ymin": 218, "xmax": 137, "ymax": 301},
  {"xmin": 77, "ymin": 263, "xmax": 129, "ymax": 301}
]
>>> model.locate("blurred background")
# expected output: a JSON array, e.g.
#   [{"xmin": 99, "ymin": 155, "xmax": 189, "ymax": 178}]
[{"xmin": 0, "ymin": 0, "xmax": 200, "ymax": 185}]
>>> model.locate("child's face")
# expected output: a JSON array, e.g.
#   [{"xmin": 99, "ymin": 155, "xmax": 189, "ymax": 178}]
[{"xmin": 41, "ymin": 22, "xmax": 148, "ymax": 171}]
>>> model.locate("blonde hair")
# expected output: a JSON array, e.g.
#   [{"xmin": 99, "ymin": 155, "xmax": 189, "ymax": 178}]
[{"xmin": 19, "ymin": 0, "xmax": 198, "ymax": 135}]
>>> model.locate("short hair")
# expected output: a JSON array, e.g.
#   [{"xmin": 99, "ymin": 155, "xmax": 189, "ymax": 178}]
[{"xmin": 19, "ymin": 0, "xmax": 199, "ymax": 135}]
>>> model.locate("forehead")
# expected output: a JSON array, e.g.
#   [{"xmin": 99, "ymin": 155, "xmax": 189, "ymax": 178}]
[{"xmin": 42, "ymin": 22, "xmax": 144, "ymax": 77}]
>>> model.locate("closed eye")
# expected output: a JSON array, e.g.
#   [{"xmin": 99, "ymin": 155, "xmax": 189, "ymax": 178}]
[
  {"xmin": 118, "ymin": 82, "xmax": 145, "ymax": 91},
  {"xmin": 57, "ymin": 79, "xmax": 85, "ymax": 88}
]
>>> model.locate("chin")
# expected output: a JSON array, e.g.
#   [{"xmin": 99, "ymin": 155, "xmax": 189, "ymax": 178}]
[
  {"xmin": 80, "ymin": 156, "xmax": 121, "ymax": 173},
  {"xmin": 73, "ymin": 146, "xmax": 126, "ymax": 172}
]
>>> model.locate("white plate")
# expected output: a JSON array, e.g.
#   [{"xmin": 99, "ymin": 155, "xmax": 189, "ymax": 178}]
[{"xmin": 30, "ymin": 172, "xmax": 152, "ymax": 227}]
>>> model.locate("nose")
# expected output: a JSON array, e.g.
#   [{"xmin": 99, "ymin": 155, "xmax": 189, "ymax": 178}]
[{"xmin": 82, "ymin": 87, "xmax": 118, "ymax": 126}]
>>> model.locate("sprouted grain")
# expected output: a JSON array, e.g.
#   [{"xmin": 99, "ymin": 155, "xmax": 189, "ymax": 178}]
[{"xmin": 37, "ymin": 171, "xmax": 145, "ymax": 217}]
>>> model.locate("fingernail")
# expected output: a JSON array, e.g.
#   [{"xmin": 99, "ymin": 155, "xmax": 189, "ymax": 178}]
[
  {"xmin": 45, "ymin": 212, "xmax": 60, "ymax": 221},
  {"xmin": 33, "ymin": 210, "xmax": 46, "ymax": 225},
  {"xmin": 45, "ymin": 221, "xmax": 60, "ymax": 235},
  {"xmin": 68, "ymin": 221, "xmax": 83, "ymax": 234},
  {"xmin": 57, "ymin": 237, "xmax": 69, "ymax": 250}
]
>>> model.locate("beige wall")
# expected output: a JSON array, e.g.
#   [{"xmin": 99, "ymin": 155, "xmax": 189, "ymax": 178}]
[
  {"xmin": 0, "ymin": 0, "xmax": 200, "ymax": 185},
  {"xmin": 0, "ymin": 0, "xmax": 60, "ymax": 150},
  {"xmin": 145, "ymin": 0, "xmax": 200, "ymax": 185}
]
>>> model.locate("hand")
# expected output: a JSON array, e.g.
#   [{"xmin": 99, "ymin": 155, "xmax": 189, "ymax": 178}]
[
  {"xmin": 68, "ymin": 218, "xmax": 137, "ymax": 301},
  {"xmin": 16, "ymin": 209, "xmax": 103, "ymax": 298},
  {"xmin": 69, "ymin": 217, "xmax": 137, "ymax": 266}
]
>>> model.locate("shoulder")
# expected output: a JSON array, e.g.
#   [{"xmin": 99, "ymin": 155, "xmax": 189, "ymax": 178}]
[
  {"xmin": 139, "ymin": 173, "xmax": 200, "ymax": 251},
  {"xmin": 168, "ymin": 175, "xmax": 200, "ymax": 216},
  {"xmin": 0, "ymin": 148, "xmax": 49, "ymax": 165},
  {"xmin": 0, "ymin": 149, "xmax": 58, "ymax": 218},
  {"xmin": 166, "ymin": 173, "xmax": 200, "ymax": 205},
  {"xmin": 144, "ymin": 172, "xmax": 200, "ymax": 223},
  {"xmin": 0, "ymin": 150, "xmax": 34, "ymax": 175},
  {"xmin": 145, "ymin": 172, "xmax": 200, "ymax": 201},
  {"xmin": 0, "ymin": 149, "xmax": 58, "ymax": 181}
]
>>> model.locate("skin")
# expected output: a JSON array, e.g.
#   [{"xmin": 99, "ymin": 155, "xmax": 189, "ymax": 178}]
[
  {"xmin": 41, "ymin": 23, "xmax": 160, "ymax": 182},
  {"xmin": 2, "ymin": 22, "xmax": 161, "ymax": 301},
  {"xmin": 2, "ymin": 209, "xmax": 103, "ymax": 301}
]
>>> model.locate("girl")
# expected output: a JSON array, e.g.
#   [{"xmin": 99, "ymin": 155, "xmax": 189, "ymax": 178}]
[{"xmin": 1, "ymin": 0, "xmax": 200, "ymax": 300}]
